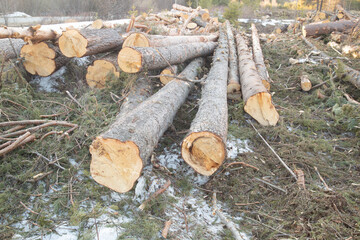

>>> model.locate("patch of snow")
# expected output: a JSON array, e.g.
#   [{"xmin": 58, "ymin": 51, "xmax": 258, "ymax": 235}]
[
  {"xmin": 5, "ymin": 12, "xmax": 31, "ymax": 18},
  {"xmin": 227, "ymin": 136, "xmax": 253, "ymax": 159},
  {"xmin": 68, "ymin": 158, "xmax": 78, "ymax": 167},
  {"xmin": 71, "ymin": 56, "xmax": 91, "ymax": 66},
  {"xmin": 31, "ymin": 66, "xmax": 66, "ymax": 92},
  {"xmin": 238, "ymin": 18, "xmax": 295, "ymax": 26},
  {"xmin": 134, "ymin": 176, "xmax": 147, "ymax": 203}
]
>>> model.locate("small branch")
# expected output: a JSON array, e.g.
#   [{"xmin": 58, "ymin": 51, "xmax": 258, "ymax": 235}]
[
  {"xmin": 139, "ymin": 179, "xmax": 171, "ymax": 210},
  {"xmin": 33, "ymin": 151, "xmax": 65, "ymax": 170},
  {"xmin": 226, "ymin": 162, "xmax": 259, "ymax": 171},
  {"xmin": 0, "ymin": 132, "xmax": 34, "ymax": 157},
  {"xmin": 212, "ymin": 193, "xmax": 244, "ymax": 240},
  {"xmin": 161, "ymin": 219, "xmax": 172, "ymax": 238},
  {"xmin": 244, "ymin": 216, "xmax": 293, "ymax": 237},
  {"xmin": 20, "ymin": 201, "xmax": 39, "ymax": 215},
  {"xmin": 235, "ymin": 201, "xmax": 260, "ymax": 206},
  {"xmin": 248, "ymin": 120, "xmax": 298, "ymax": 181},
  {"xmin": 314, "ymin": 166, "xmax": 332, "ymax": 191},
  {"xmin": 254, "ymin": 178, "xmax": 287, "ymax": 193},
  {"xmin": 66, "ymin": 91, "xmax": 83, "ymax": 109},
  {"xmin": 344, "ymin": 93, "xmax": 360, "ymax": 105}
]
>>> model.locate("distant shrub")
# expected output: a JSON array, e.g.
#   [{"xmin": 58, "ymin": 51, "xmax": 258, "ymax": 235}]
[
  {"xmin": 199, "ymin": 0, "xmax": 213, "ymax": 8},
  {"xmin": 223, "ymin": 1, "xmax": 241, "ymax": 24},
  {"xmin": 213, "ymin": 0, "xmax": 230, "ymax": 6}
]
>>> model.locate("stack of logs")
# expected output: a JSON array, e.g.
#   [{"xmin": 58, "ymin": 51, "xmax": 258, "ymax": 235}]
[{"xmin": 0, "ymin": 4, "xmax": 279, "ymax": 193}]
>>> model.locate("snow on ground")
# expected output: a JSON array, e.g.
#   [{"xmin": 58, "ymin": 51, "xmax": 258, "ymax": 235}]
[
  {"xmin": 4, "ymin": 12, "xmax": 32, "ymax": 18},
  {"xmin": 11, "ymin": 135, "xmax": 252, "ymax": 239},
  {"xmin": 238, "ymin": 18, "xmax": 295, "ymax": 26},
  {"xmin": 31, "ymin": 66, "xmax": 67, "ymax": 92}
]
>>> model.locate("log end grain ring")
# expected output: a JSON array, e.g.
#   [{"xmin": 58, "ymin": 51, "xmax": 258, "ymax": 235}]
[
  {"xmin": 182, "ymin": 132, "xmax": 226, "ymax": 176},
  {"xmin": 117, "ymin": 47, "xmax": 142, "ymax": 73},
  {"xmin": 244, "ymin": 92, "xmax": 279, "ymax": 126},
  {"xmin": 123, "ymin": 32, "xmax": 150, "ymax": 47},
  {"xmin": 59, "ymin": 29, "xmax": 87, "ymax": 58},
  {"xmin": 86, "ymin": 60, "xmax": 120, "ymax": 89},
  {"xmin": 20, "ymin": 42, "xmax": 56, "ymax": 77},
  {"xmin": 90, "ymin": 137, "xmax": 143, "ymax": 193}
]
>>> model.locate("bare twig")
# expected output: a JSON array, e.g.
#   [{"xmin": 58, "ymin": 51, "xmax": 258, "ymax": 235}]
[
  {"xmin": 212, "ymin": 193, "xmax": 244, "ymax": 240},
  {"xmin": 244, "ymin": 216, "xmax": 293, "ymax": 237},
  {"xmin": 161, "ymin": 219, "xmax": 172, "ymax": 238},
  {"xmin": 254, "ymin": 178, "xmax": 287, "ymax": 193},
  {"xmin": 148, "ymin": 74, "xmax": 204, "ymax": 83},
  {"xmin": 344, "ymin": 93, "xmax": 360, "ymax": 105},
  {"xmin": 235, "ymin": 202, "xmax": 260, "ymax": 206},
  {"xmin": 0, "ymin": 132, "xmax": 34, "ymax": 157},
  {"xmin": 226, "ymin": 162, "xmax": 259, "ymax": 171},
  {"xmin": 66, "ymin": 91, "xmax": 83, "ymax": 108},
  {"xmin": 33, "ymin": 151, "xmax": 65, "ymax": 170},
  {"xmin": 314, "ymin": 166, "xmax": 332, "ymax": 191},
  {"xmin": 20, "ymin": 201, "xmax": 39, "ymax": 215},
  {"xmin": 248, "ymin": 120, "xmax": 298, "ymax": 180},
  {"xmin": 139, "ymin": 179, "xmax": 171, "ymax": 210}
]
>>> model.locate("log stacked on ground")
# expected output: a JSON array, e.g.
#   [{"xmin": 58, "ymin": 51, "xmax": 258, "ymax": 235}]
[
  {"xmin": 0, "ymin": 25, "xmax": 58, "ymax": 42},
  {"xmin": 236, "ymin": 34, "xmax": 279, "ymax": 126},
  {"xmin": 123, "ymin": 32, "xmax": 218, "ymax": 48},
  {"xmin": 302, "ymin": 20, "xmax": 357, "ymax": 37},
  {"xmin": 251, "ymin": 23, "xmax": 271, "ymax": 91},
  {"xmin": 59, "ymin": 28, "xmax": 124, "ymax": 58},
  {"xmin": 0, "ymin": 39, "xmax": 25, "ymax": 61},
  {"xmin": 300, "ymin": 75, "xmax": 312, "ymax": 91},
  {"xmin": 118, "ymin": 41, "xmax": 217, "ymax": 73},
  {"xmin": 160, "ymin": 65, "xmax": 179, "ymax": 85},
  {"xmin": 225, "ymin": 21, "xmax": 241, "ymax": 100},
  {"xmin": 86, "ymin": 53, "xmax": 120, "ymax": 89},
  {"xmin": 301, "ymin": 36, "xmax": 360, "ymax": 89},
  {"xmin": 90, "ymin": 58, "xmax": 205, "ymax": 193},
  {"xmin": 20, "ymin": 42, "xmax": 69, "ymax": 77},
  {"xmin": 181, "ymin": 28, "xmax": 229, "ymax": 176}
]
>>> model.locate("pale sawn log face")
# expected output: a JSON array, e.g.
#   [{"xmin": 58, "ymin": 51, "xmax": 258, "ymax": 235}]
[
  {"xmin": 118, "ymin": 41, "xmax": 217, "ymax": 73},
  {"xmin": 182, "ymin": 28, "xmax": 229, "ymax": 176},
  {"xmin": 59, "ymin": 28, "xmax": 124, "ymax": 58},
  {"xmin": 160, "ymin": 65, "xmax": 179, "ymax": 85},
  {"xmin": 90, "ymin": 58, "xmax": 205, "ymax": 193},
  {"xmin": 236, "ymin": 33, "xmax": 279, "ymax": 126}
]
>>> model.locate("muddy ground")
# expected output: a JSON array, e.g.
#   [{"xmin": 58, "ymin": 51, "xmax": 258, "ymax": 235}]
[{"xmin": 1, "ymin": 10, "xmax": 360, "ymax": 240}]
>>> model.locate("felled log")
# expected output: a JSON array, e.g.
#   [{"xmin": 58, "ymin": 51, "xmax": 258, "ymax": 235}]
[
  {"xmin": 192, "ymin": 17, "xmax": 207, "ymax": 28},
  {"xmin": 302, "ymin": 20, "xmax": 357, "ymax": 37},
  {"xmin": 160, "ymin": 65, "xmax": 179, "ymax": 85},
  {"xmin": 225, "ymin": 21, "xmax": 240, "ymax": 100},
  {"xmin": 20, "ymin": 42, "xmax": 69, "ymax": 77},
  {"xmin": 181, "ymin": 10, "xmax": 199, "ymax": 34},
  {"xmin": 0, "ymin": 25, "xmax": 58, "ymax": 42},
  {"xmin": 91, "ymin": 19, "xmax": 115, "ymax": 29},
  {"xmin": 172, "ymin": 4, "xmax": 194, "ymax": 13},
  {"xmin": 0, "ymin": 38, "xmax": 25, "ymax": 61},
  {"xmin": 118, "ymin": 41, "xmax": 217, "ymax": 73},
  {"xmin": 301, "ymin": 36, "xmax": 360, "ymax": 89},
  {"xmin": 85, "ymin": 53, "xmax": 120, "ymax": 89},
  {"xmin": 199, "ymin": 9, "xmax": 210, "ymax": 22},
  {"xmin": 342, "ymin": 45, "xmax": 360, "ymax": 58},
  {"xmin": 300, "ymin": 75, "xmax": 312, "ymax": 91},
  {"xmin": 251, "ymin": 24, "xmax": 271, "ymax": 91},
  {"xmin": 59, "ymin": 28, "xmax": 124, "ymax": 58},
  {"xmin": 187, "ymin": 22, "xmax": 198, "ymax": 30},
  {"xmin": 181, "ymin": 28, "xmax": 228, "ymax": 176},
  {"xmin": 236, "ymin": 34, "xmax": 279, "ymax": 126},
  {"xmin": 90, "ymin": 58, "xmax": 205, "ymax": 193},
  {"xmin": 336, "ymin": 5, "xmax": 354, "ymax": 20},
  {"xmin": 330, "ymin": 32, "xmax": 348, "ymax": 43},
  {"xmin": 122, "ymin": 32, "xmax": 218, "ymax": 48}
]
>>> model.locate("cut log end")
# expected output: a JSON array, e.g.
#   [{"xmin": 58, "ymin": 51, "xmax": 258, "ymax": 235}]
[
  {"xmin": 244, "ymin": 92, "xmax": 279, "ymax": 126},
  {"xmin": 118, "ymin": 47, "xmax": 142, "ymax": 73},
  {"xmin": 59, "ymin": 29, "xmax": 87, "ymax": 57},
  {"xmin": 123, "ymin": 33, "xmax": 150, "ymax": 47},
  {"xmin": 227, "ymin": 82, "xmax": 241, "ymax": 100},
  {"xmin": 182, "ymin": 132, "xmax": 226, "ymax": 176},
  {"xmin": 90, "ymin": 136, "xmax": 143, "ymax": 193},
  {"xmin": 187, "ymin": 22, "xmax": 198, "ymax": 30},
  {"xmin": 160, "ymin": 66, "xmax": 178, "ymax": 85},
  {"xmin": 262, "ymin": 79, "xmax": 271, "ymax": 91},
  {"xmin": 92, "ymin": 19, "xmax": 103, "ymax": 29},
  {"xmin": 302, "ymin": 26, "xmax": 307, "ymax": 37},
  {"xmin": 86, "ymin": 60, "xmax": 120, "ymax": 89},
  {"xmin": 20, "ymin": 42, "xmax": 56, "ymax": 77},
  {"xmin": 300, "ymin": 75, "xmax": 312, "ymax": 91}
]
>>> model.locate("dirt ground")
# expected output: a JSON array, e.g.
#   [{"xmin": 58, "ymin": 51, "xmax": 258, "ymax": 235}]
[{"xmin": 1, "ymin": 10, "xmax": 360, "ymax": 240}]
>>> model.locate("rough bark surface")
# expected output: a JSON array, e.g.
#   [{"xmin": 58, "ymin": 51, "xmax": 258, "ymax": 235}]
[
  {"xmin": 118, "ymin": 41, "xmax": 217, "ymax": 73},
  {"xmin": 90, "ymin": 58, "xmax": 205, "ymax": 193},
  {"xmin": 225, "ymin": 21, "xmax": 241, "ymax": 100},
  {"xmin": 181, "ymin": 28, "xmax": 228, "ymax": 176},
  {"xmin": 302, "ymin": 20, "xmax": 357, "ymax": 37},
  {"xmin": 236, "ymin": 34, "xmax": 279, "ymax": 126},
  {"xmin": 0, "ymin": 39, "xmax": 25, "ymax": 61},
  {"xmin": 122, "ymin": 33, "xmax": 218, "ymax": 48},
  {"xmin": 251, "ymin": 23, "xmax": 271, "ymax": 91},
  {"xmin": 20, "ymin": 42, "xmax": 69, "ymax": 77},
  {"xmin": 59, "ymin": 28, "xmax": 124, "ymax": 58},
  {"xmin": 86, "ymin": 53, "xmax": 120, "ymax": 89},
  {"xmin": 301, "ymin": 36, "xmax": 360, "ymax": 89}
]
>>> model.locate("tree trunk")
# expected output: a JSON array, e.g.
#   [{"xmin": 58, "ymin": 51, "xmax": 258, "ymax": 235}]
[
  {"xmin": 59, "ymin": 28, "xmax": 124, "ymax": 58},
  {"xmin": 181, "ymin": 28, "xmax": 229, "ymax": 176},
  {"xmin": 160, "ymin": 65, "xmax": 179, "ymax": 85},
  {"xmin": 20, "ymin": 42, "xmax": 69, "ymax": 77},
  {"xmin": 300, "ymin": 74, "xmax": 312, "ymax": 91},
  {"xmin": 335, "ymin": 5, "xmax": 353, "ymax": 20},
  {"xmin": 85, "ymin": 53, "xmax": 120, "ymax": 89},
  {"xmin": 301, "ymin": 35, "xmax": 360, "ymax": 89},
  {"xmin": 225, "ymin": 21, "xmax": 241, "ymax": 100},
  {"xmin": 118, "ymin": 41, "xmax": 217, "ymax": 73},
  {"xmin": 0, "ymin": 25, "xmax": 58, "ymax": 42},
  {"xmin": 251, "ymin": 23, "xmax": 271, "ymax": 91},
  {"xmin": 236, "ymin": 34, "xmax": 279, "ymax": 126},
  {"xmin": 123, "ymin": 32, "xmax": 218, "ymax": 48},
  {"xmin": 0, "ymin": 38, "xmax": 25, "ymax": 61},
  {"xmin": 302, "ymin": 20, "xmax": 357, "ymax": 37},
  {"xmin": 90, "ymin": 58, "xmax": 205, "ymax": 193}
]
